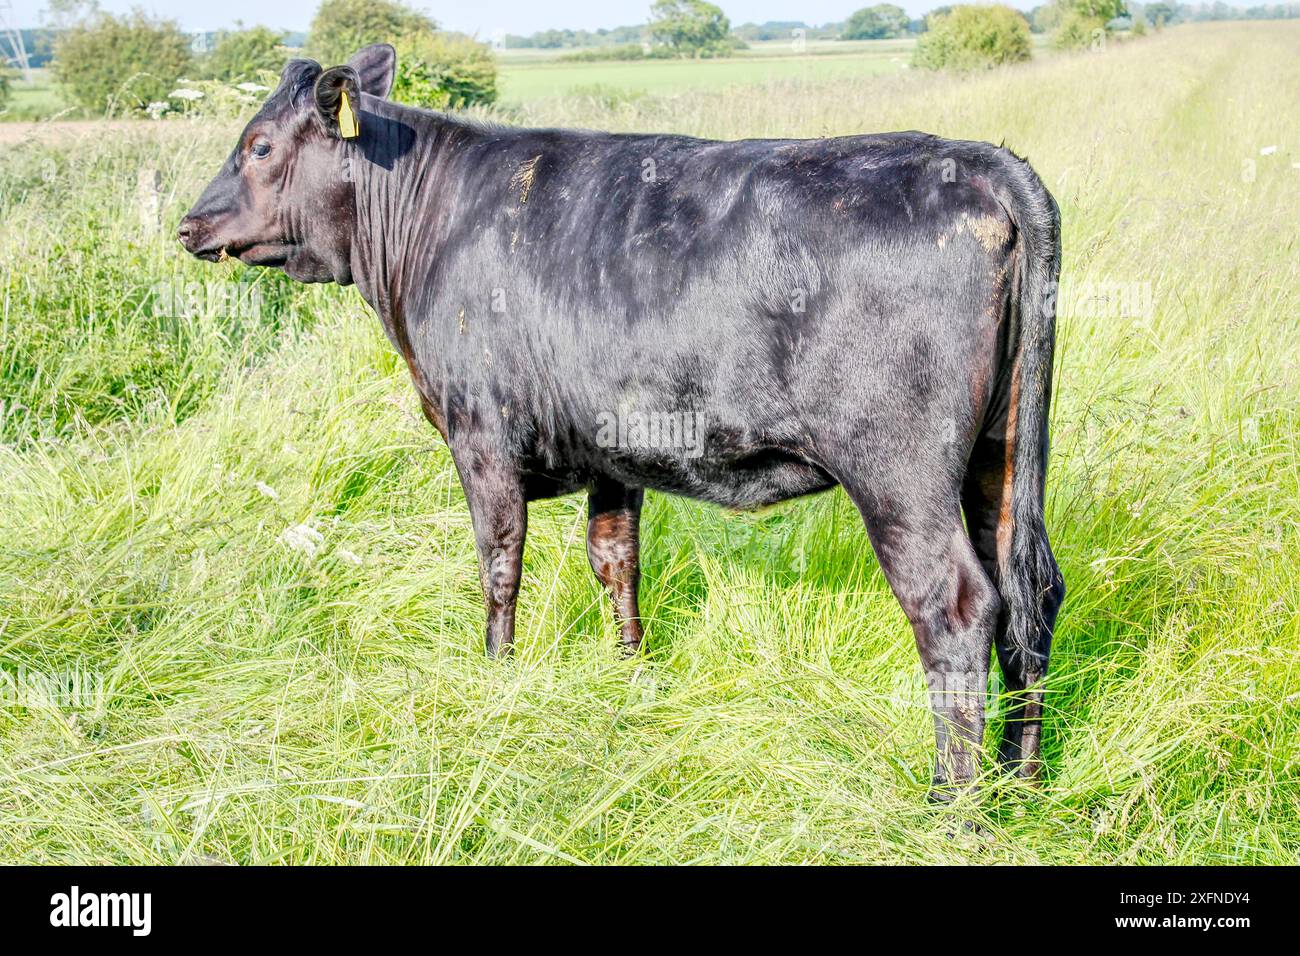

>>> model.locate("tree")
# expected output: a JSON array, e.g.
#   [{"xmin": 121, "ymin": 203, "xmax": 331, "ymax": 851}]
[
  {"xmin": 913, "ymin": 5, "xmax": 1032, "ymax": 70},
  {"xmin": 1143, "ymin": 1, "xmax": 1177, "ymax": 24},
  {"xmin": 1028, "ymin": 4, "xmax": 1064, "ymax": 31},
  {"xmin": 648, "ymin": 0, "xmax": 731, "ymax": 57},
  {"xmin": 1053, "ymin": 11, "xmax": 1109, "ymax": 47},
  {"xmin": 52, "ymin": 11, "xmax": 193, "ymax": 114},
  {"xmin": 1060, "ymin": 0, "xmax": 1127, "ymax": 19},
  {"xmin": 1050, "ymin": 0, "xmax": 1128, "ymax": 48},
  {"xmin": 924, "ymin": 6, "xmax": 953, "ymax": 29},
  {"xmin": 201, "ymin": 25, "xmax": 288, "ymax": 82},
  {"xmin": 43, "ymin": 0, "xmax": 98, "ymax": 30},
  {"xmin": 843, "ymin": 4, "xmax": 912, "ymax": 39},
  {"xmin": 391, "ymin": 31, "xmax": 497, "ymax": 109},
  {"xmin": 0, "ymin": 69, "xmax": 11, "ymax": 111},
  {"xmin": 307, "ymin": 0, "xmax": 435, "ymax": 65}
]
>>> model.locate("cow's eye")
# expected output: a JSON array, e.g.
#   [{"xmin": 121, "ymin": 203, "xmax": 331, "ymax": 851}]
[{"xmin": 250, "ymin": 142, "xmax": 272, "ymax": 159}]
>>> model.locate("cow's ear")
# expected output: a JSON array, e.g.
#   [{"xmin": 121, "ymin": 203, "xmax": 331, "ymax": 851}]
[
  {"xmin": 276, "ymin": 58, "xmax": 322, "ymax": 99},
  {"xmin": 347, "ymin": 44, "xmax": 396, "ymax": 100},
  {"xmin": 314, "ymin": 66, "xmax": 363, "ymax": 140}
]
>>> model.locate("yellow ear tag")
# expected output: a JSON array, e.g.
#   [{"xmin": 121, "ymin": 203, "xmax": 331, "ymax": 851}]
[{"xmin": 338, "ymin": 90, "xmax": 359, "ymax": 139}]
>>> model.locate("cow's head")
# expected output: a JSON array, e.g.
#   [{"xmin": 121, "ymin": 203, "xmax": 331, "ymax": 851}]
[{"xmin": 177, "ymin": 44, "xmax": 396, "ymax": 284}]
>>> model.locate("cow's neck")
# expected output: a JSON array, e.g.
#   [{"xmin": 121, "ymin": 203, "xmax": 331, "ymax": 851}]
[{"xmin": 347, "ymin": 97, "xmax": 471, "ymax": 330}]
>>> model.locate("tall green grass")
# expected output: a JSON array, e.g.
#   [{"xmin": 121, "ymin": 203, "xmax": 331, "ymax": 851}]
[{"xmin": 0, "ymin": 23, "xmax": 1296, "ymax": 863}]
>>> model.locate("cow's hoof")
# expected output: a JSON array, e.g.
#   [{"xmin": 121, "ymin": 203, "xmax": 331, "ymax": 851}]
[
  {"xmin": 944, "ymin": 817, "xmax": 994, "ymax": 844},
  {"xmin": 926, "ymin": 779, "xmax": 978, "ymax": 805},
  {"xmin": 997, "ymin": 750, "xmax": 1043, "ymax": 782}
]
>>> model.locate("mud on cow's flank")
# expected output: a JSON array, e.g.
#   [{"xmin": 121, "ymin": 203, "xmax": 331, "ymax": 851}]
[{"xmin": 936, "ymin": 212, "xmax": 1014, "ymax": 252}]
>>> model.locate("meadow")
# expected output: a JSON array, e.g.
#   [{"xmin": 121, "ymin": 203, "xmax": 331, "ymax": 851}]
[
  {"xmin": 494, "ymin": 38, "xmax": 914, "ymax": 103},
  {"xmin": 0, "ymin": 23, "xmax": 1296, "ymax": 864},
  {"xmin": 0, "ymin": 68, "xmax": 67, "ymax": 121},
  {"xmin": 0, "ymin": 37, "xmax": 1004, "ymax": 117}
]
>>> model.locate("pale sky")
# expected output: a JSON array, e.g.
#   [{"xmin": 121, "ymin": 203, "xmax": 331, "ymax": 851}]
[{"xmin": 6, "ymin": 0, "xmax": 1039, "ymax": 37}]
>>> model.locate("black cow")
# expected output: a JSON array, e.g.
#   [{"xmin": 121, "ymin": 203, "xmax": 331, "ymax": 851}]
[{"xmin": 179, "ymin": 45, "xmax": 1065, "ymax": 797}]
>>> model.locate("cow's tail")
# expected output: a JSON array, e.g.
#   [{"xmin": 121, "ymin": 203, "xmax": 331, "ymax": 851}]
[{"xmin": 992, "ymin": 152, "xmax": 1066, "ymax": 670}]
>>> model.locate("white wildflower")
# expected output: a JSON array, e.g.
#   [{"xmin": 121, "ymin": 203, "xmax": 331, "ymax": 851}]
[
  {"xmin": 336, "ymin": 548, "xmax": 363, "ymax": 566},
  {"xmin": 1259, "ymin": 145, "xmax": 1277, "ymax": 155},
  {"xmin": 236, "ymin": 82, "xmax": 270, "ymax": 93},
  {"xmin": 280, "ymin": 523, "xmax": 324, "ymax": 558},
  {"xmin": 255, "ymin": 481, "xmax": 279, "ymax": 500},
  {"xmin": 145, "ymin": 101, "xmax": 169, "ymax": 120},
  {"xmin": 169, "ymin": 88, "xmax": 205, "ymax": 102}
]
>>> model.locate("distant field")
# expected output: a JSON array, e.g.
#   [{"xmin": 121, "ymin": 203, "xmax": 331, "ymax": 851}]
[
  {"xmin": 494, "ymin": 37, "xmax": 916, "ymax": 63},
  {"xmin": 496, "ymin": 42, "xmax": 914, "ymax": 103},
  {"xmin": 491, "ymin": 35, "xmax": 1061, "ymax": 104},
  {"xmin": 3, "ymin": 38, "xmax": 1056, "ymax": 119},
  {"xmin": 1, "ymin": 68, "xmax": 70, "ymax": 121},
  {"xmin": 4, "ymin": 47, "xmax": 918, "ymax": 120}
]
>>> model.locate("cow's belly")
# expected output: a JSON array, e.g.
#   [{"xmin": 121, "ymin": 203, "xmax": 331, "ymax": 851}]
[
  {"xmin": 591, "ymin": 439, "xmax": 837, "ymax": 510},
  {"xmin": 689, "ymin": 448, "xmax": 839, "ymax": 509}
]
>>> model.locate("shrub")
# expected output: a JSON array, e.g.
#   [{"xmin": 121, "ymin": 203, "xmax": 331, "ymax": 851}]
[
  {"xmin": 558, "ymin": 44, "xmax": 651, "ymax": 63},
  {"xmin": 1053, "ymin": 11, "xmax": 1110, "ymax": 49},
  {"xmin": 391, "ymin": 31, "xmax": 497, "ymax": 109},
  {"xmin": 307, "ymin": 0, "xmax": 434, "ymax": 65},
  {"xmin": 201, "ymin": 26, "xmax": 289, "ymax": 82},
  {"xmin": 0, "ymin": 69, "xmax": 11, "ymax": 111},
  {"xmin": 52, "ymin": 11, "xmax": 193, "ymax": 114},
  {"xmin": 913, "ymin": 5, "xmax": 1032, "ymax": 70}
]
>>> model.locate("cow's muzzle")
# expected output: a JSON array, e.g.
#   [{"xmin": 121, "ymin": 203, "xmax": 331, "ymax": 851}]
[{"xmin": 177, "ymin": 216, "xmax": 226, "ymax": 261}]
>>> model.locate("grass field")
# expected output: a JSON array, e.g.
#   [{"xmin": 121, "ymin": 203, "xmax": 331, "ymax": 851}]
[
  {"xmin": 1, "ymin": 38, "xmax": 1026, "ymax": 119},
  {"xmin": 0, "ymin": 23, "xmax": 1297, "ymax": 864},
  {"xmin": 495, "ymin": 39, "xmax": 914, "ymax": 103},
  {"xmin": 0, "ymin": 69, "xmax": 70, "ymax": 121}
]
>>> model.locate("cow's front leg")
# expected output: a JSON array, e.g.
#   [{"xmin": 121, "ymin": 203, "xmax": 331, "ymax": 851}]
[
  {"xmin": 452, "ymin": 446, "xmax": 527, "ymax": 658},
  {"xmin": 586, "ymin": 480, "xmax": 645, "ymax": 653}
]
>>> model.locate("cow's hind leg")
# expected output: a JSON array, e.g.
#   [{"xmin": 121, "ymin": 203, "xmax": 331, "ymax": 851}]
[
  {"xmin": 844, "ymin": 480, "xmax": 1001, "ymax": 800},
  {"xmin": 586, "ymin": 479, "xmax": 645, "ymax": 653},
  {"xmin": 963, "ymin": 427, "xmax": 1063, "ymax": 780}
]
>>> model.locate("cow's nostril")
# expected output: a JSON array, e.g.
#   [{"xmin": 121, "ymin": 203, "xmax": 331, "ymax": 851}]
[{"xmin": 177, "ymin": 221, "xmax": 193, "ymax": 245}]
